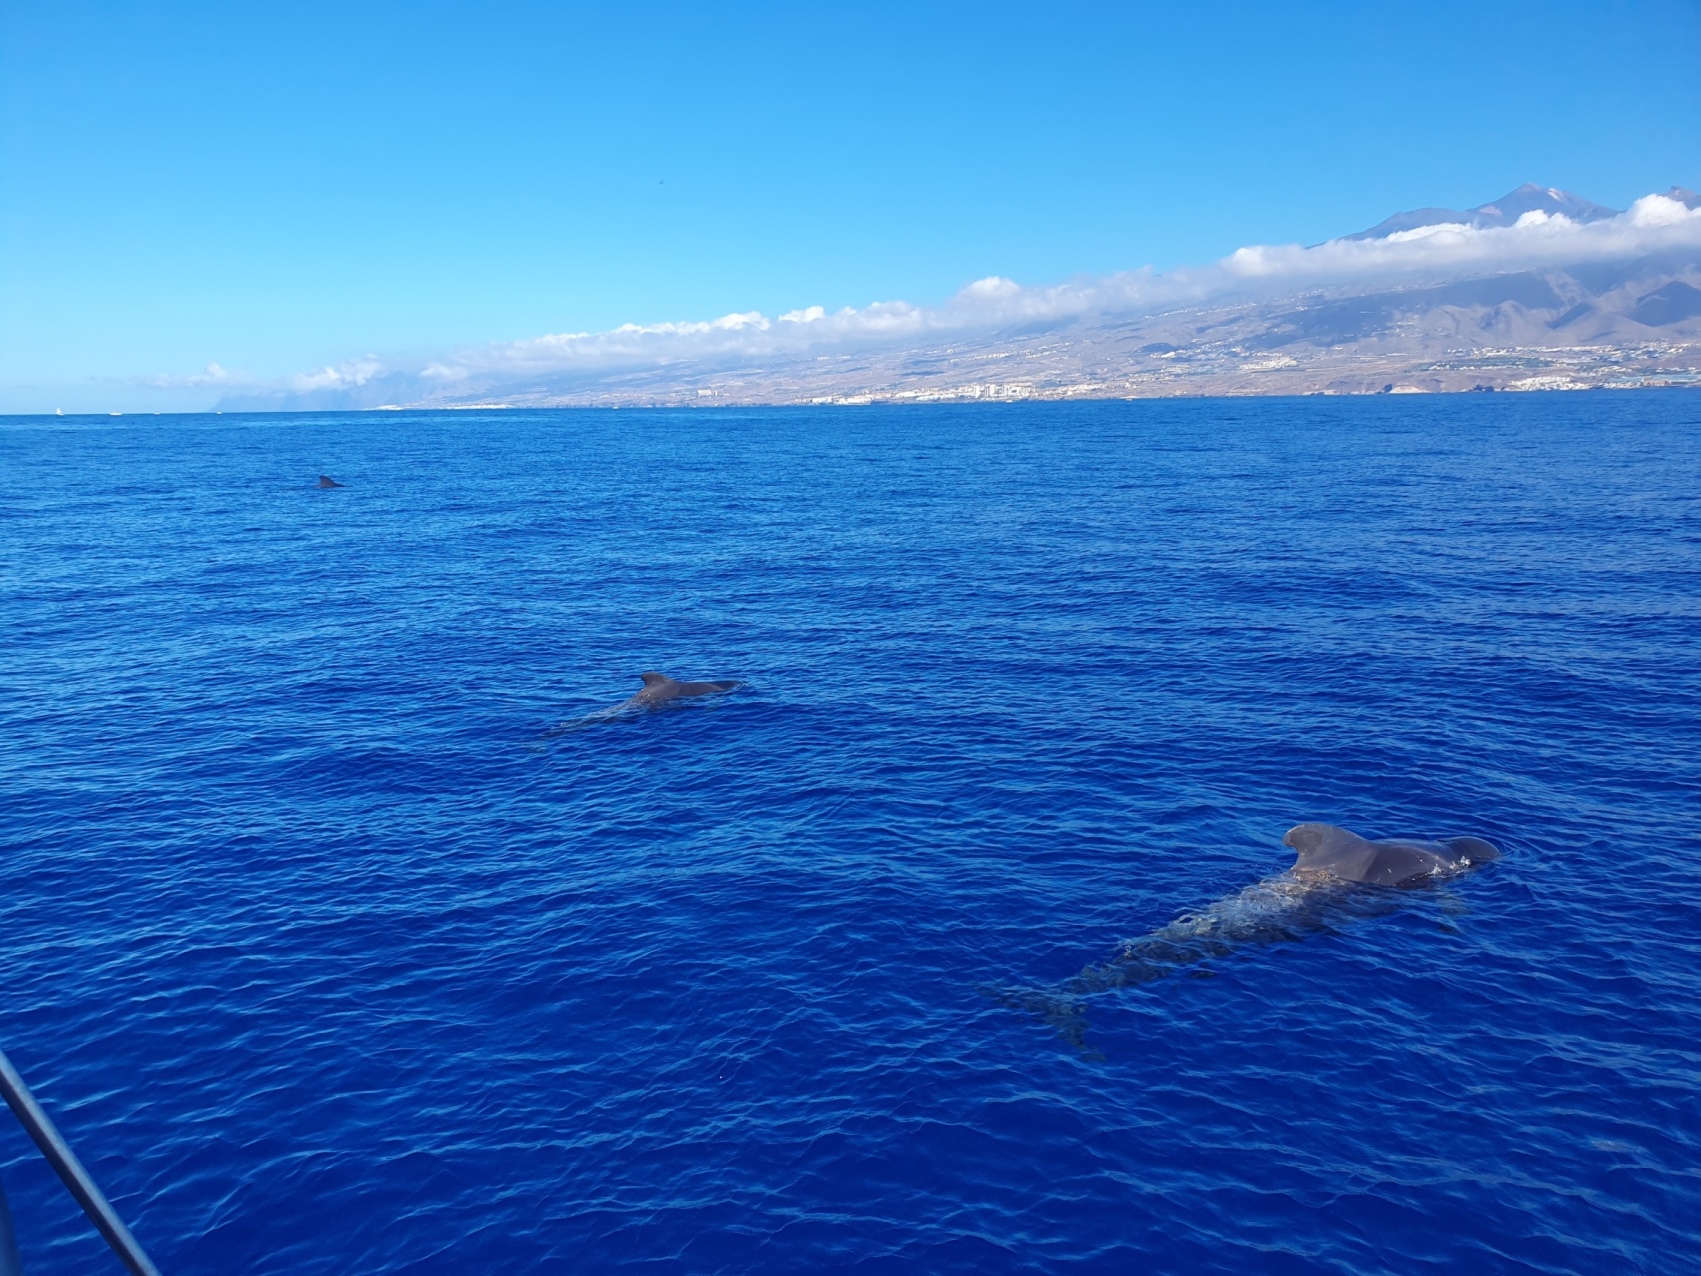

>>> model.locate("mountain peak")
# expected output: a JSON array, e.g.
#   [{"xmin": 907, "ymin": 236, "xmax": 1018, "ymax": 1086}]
[
  {"xmin": 1469, "ymin": 184, "xmax": 1618, "ymax": 226},
  {"xmin": 1346, "ymin": 184, "xmax": 1621, "ymax": 241}
]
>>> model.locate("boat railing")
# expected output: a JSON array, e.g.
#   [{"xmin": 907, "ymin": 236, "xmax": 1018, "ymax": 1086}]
[{"xmin": 0, "ymin": 1046, "xmax": 161, "ymax": 1276}]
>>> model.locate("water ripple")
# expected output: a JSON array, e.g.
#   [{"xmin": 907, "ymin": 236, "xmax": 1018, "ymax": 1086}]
[{"xmin": 2, "ymin": 395, "xmax": 1698, "ymax": 1272}]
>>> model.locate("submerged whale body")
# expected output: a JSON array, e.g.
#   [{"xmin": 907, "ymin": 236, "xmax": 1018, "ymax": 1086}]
[{"xmin": 992, "ymin": 822, "xmax": 1500, "ymax": 1052}]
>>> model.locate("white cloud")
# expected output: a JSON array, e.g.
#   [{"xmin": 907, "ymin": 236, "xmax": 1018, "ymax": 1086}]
[
  {"xmin": 1628, "ymin": 192, "xmax": 1698, "ymax": 228},
  {"xmin": 142, "ymin": 360, "xmax": 240, "ymax": 388},
  {"xmin": 172, "ymin": 190, "xmax": 1701, "ymax": 407},
  {"xmin": 1213, "ymin": 194, "xmax": 1701, "ymax": 287},
  {"xmin": 287, "ymin": 357, "xmax": 384, "ymax": 392},
  {"xmin": 961, "ymin": 275, "xmax": 1023, "ymax": 300},
  {"xmin": 140, "ymin": 355, "xmax": 387, "ymax": 395}
]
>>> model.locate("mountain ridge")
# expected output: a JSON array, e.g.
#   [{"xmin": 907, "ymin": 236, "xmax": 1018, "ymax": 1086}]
[
  {"xmin": 212, "ymin": 183, "xmax": 1701, "ymax": 410},
  {"xmin": 1343, "ymin": 182, "xmax": 1622, "ymax": 241}
]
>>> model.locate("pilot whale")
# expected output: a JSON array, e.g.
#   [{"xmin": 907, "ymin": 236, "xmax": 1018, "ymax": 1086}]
[
  {"xmin": 542, "ymin": 671, "xmax": 742, "ymax": 737},
  {"xmin": 317, "ymin": 475, "xmax": 344, "ymax": 488},
  {"xmin": 627, "ymin": 671, "xmax": 741, "ymax": 707},
  {"xmin": 991, "ymin": 822, "xmax": 1500, "ymax": 1052},
  {"xmin": 1284, "ymin": 822, "xmax": 1498, "ymax": 886}
]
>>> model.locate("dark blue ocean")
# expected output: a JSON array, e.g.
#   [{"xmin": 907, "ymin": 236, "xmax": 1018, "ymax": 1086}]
[{"xmin": 2, "ymin": 396, "xmax": 1698, "ymax": 1274}]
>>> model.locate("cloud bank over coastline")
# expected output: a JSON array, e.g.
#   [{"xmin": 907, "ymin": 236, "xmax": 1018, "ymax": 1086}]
[{"xmin": 166, "ymin": 190, "xmax": 1701, "ymax": 410}]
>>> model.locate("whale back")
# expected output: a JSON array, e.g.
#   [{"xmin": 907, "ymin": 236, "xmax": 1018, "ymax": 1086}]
[
  {"xmin": 1283, "ymin": 822, "xmax": 1465, "ymax": 886},
  {"xmin": 676, "ymin": 679, "xmax": 741, "ymax": 694},
  {"xmin": 637, "ymin": 672, "xmax": 740, "ymax": 697},
  {"xmin": 1284, "ymin": 823, "xmax": 1501, "ymax": 886}
]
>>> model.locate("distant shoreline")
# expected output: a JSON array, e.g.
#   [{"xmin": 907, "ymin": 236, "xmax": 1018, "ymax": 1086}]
[{"xmin": 7, "ymin": 380, "xmax": 1700, "ymax": 420}]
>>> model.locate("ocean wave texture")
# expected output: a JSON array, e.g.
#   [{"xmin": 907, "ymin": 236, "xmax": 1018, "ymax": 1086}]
[{"xmin": 2, "ymin": 395, "xmax": 1698, "ymax": 1273}]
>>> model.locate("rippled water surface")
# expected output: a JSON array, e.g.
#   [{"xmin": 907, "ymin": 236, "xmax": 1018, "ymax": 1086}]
[{"xmin": 3, "ymin": 397, "xmax": 1698, "ymax": 1273}]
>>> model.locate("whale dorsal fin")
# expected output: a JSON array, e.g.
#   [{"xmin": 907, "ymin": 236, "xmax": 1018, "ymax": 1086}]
[
  {"xmin": 1283, "ymin": 822, "xmax": 1372, "ymax": 869},
  {"xmin": 639, "ymin": 672, "xmax": 670, "ymax": 688}
]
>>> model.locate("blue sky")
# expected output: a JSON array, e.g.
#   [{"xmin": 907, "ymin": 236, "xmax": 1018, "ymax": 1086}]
[{"xmin": 3, "ymin": 0, "xmax": 1698, "ymax": 411}]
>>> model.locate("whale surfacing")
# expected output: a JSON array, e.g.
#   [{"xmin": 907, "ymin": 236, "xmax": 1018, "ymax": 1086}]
[
  {"xmin": 991, "ymin": 821, "xmax": 1501, "ymax": 1053},
  {"xmin": 317, "ymin": 475, "xmax": 345, "ymax": 488},
  {"xmin": 630, "ymin": 671, "xmax": 741, "ymax": 706},
  {"xmin": 541, "ymin": 670, "xmax": 743, "ymax": 737},
  {"xmin": 1283, "ymin": 822, "xmax": 1499, "ymax": 886}
]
